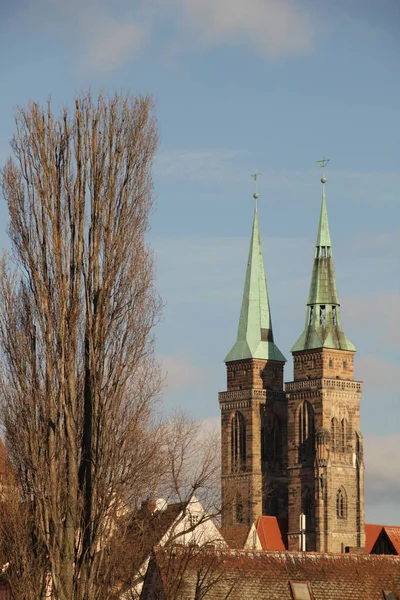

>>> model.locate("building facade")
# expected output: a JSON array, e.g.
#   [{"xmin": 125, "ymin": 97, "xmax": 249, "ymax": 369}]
[{"xmin": 219, "ymin": 177, "xmax": 365, "ymax": 553}]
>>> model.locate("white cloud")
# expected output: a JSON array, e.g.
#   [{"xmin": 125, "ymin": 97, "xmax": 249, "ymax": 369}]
[
  {"xmin": 155, "ymin": 149, "xmax": 241, "ymax": 182},
  {"xmin": 344, "ymin": 292, "xmax": 400, "ymax": 348},
  {"xmin": 160, "ymin": 355, "xmax": 208, "ymax": 391},
  {"xmin": 23, "ymin": 0, "xmax": 314, "ymax": 72},
  {"xmin": 356, "ymin": 355, "xmax": 398, "ymax": 393},
  {"xmin": 87, "ymin": 22, "xmax": 143, "ymax": 70},
  {"xmin": 164, "ymin": 0, "xmax": 313, "ymax": 58},
  {"xmin": 24, "ymin": 0, "xmax": 146, "ymax": 71},
  {"xmin": 365, "ymin": 433, "xmax": 400, "ymax": 511}
]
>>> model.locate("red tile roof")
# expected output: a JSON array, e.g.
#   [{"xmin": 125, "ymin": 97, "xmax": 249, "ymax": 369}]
[
  {"xmin": 220, "ymin": 525, "xmax": 251, "ymax": 549},
  {"xmin": 144, "ymin": 547, "xmax": 400, "ymax": 600},
  {"xmin": 256, "ymin": 516, "xmax": 287, "ymax": 551},
  {"xmin": 254, "ymin": 519, "xmax": 400, "ymax": 555},
  {"xmin": 365, "ymin": 523, "xmax": 384, "ymax": 553},
  {"xmin": 383, "ymin": 527, "xmax": 400, "ymax": 555},
  {"xmin": 365, "ymin": 524, "xmax": 400, "ymax": 555}
]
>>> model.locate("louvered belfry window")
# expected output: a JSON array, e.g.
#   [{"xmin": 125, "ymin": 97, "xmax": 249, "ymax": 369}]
[
  {"xmin": 231, "ymin": 411, "xmax": 246, "ymax": 471},
  {"xmin": 298, "ymin": 401, "xmax": 315, "ymax": 462}
]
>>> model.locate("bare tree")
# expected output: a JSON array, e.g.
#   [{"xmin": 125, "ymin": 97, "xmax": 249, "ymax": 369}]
[
  {"xmin": 0, "ymin": 92, "xmax": 162, "ymax": 600},
  {"xmin": 0, "ymin": 471, "xmax": 48, "ymax": 600},
  {"xmin": 160, "ymin": 413, "xmax": 221, "ymax": 515},
  {"xmin": 141, "ymin": 546, "xmax": 247, "ymax": 600},
  {"xmin": 102, "ymin": 415, "xmax": 224, "ymax": 599}
]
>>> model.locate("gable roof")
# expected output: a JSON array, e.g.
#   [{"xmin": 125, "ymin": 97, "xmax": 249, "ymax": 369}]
[
  {"xmin": 143, "ymin": 547, "xmax": 400, "ymax": 600},
  {"xmin": 365, "ymin": 524, "xmax": 384, "ymax": 553},
  {"xmin": 253, "ymin": 518, "xmax": 400, "ymax": 555},
  {"xmin": 256, "ymin": 516, "xmax": 287, "ymax": 551},
  {"xmin": 220, "ymin": 525, "xmax": 252, "ymax": 549},
  {"xmin": 384, "ymin": 527, "xmax": 400, "ymax": 555},
  {"xmin": 366, "ymin": 524, "xmax": 400, "ymax": 555},
  {"xmin": 115, "ymin": 500, "xmax": 186, "ymax": 588}
]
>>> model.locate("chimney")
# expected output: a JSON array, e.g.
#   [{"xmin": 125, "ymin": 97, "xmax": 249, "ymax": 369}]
[{"xmin": 141, "ymin": 498, "xmax": 157, "ymax": 514}]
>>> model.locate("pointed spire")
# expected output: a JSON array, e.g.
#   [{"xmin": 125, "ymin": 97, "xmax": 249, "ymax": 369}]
[
  {"xmin": 225, "ymin": 198, "xmax": 286, "ymax": 363},
  {"xmin": 292, "ymin": 173, "xmax": 355, "ymax": 353},
  {"xmin": 315, "ymin": 186, "xmax": 332, "ymax": 248}
]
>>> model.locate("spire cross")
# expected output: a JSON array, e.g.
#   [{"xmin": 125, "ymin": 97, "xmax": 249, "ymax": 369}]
[
  {"xmin": 251, "ymin": 173, "xmax": 261, "ymax": 211},
  {"xmin": 316, "ymin": 158, "xmax": 330, "ymax": 184}
]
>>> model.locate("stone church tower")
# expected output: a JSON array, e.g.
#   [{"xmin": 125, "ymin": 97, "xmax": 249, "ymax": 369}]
[
  {"xmin": 286, "ymin": 176, "xmax": 365, "ymax": 553},
  {"xmin": 219, "ymin": 201, "xmax": 287, "ymax": 527},
  {"xmin": 220, "ymin": 175, "xmax": 365, "ymax": 554}
]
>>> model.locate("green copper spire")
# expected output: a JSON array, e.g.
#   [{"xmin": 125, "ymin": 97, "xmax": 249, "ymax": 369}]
[
  {"xmin": 292, "ymin": 176, "xmax": 355, "ymax": 353},
  {"xmin": 315, "ymin": 187, "xmax": 332, "ymax": 248},
  {"xmin": 225, "ymin": 202, "xmax": 286, "ymax": 363}
]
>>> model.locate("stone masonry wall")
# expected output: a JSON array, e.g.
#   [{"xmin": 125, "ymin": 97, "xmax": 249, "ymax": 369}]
[
  {"xmin": 221, "ymin": 358, "xmax": 286, "ymax": 527},
  {"xmin": 286, "ymin": 347, "xmax": 364, "ymax": 553}
]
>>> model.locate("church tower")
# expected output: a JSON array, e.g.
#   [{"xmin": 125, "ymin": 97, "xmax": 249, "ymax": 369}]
[
  {"xmin": 219, "ymin": 194, "xmax": 287, "ymax": 527},
  {"xmin": 286, "ymin": 171, "xmax": 365, "ymax": 553}
]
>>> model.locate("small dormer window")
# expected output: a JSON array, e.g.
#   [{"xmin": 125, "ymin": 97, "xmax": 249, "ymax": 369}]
[
  {"xmin": 321, "ymin": 247, "xmax": 326, "ymax": 257},
  {"xmin": 290, "ymin": 581, "xmax": 313, "ymax": 600},
  {"xmin": 320, "ymin": 306, "xmax": 326, "ymax": 326},
  {"xmin": 309, "ymin": 306, "xmax": 314, "ymax": 326},
  {"xmin": 332, "ymin": 306, "xmax": 337, "ymax": 326}
]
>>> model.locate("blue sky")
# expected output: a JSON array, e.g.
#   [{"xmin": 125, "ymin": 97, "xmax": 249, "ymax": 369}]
[{"xmin": 0, "ymin": 0, "xmax": 399, "ymax": 524}]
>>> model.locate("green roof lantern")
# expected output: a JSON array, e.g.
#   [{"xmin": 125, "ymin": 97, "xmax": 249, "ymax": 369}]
[
  {"xmin": 291, "ymin": 165, "xmax": 356, "ymax": 353},
  {"xmin": 225, "ymin": 184, "xmax": 286, "ymax": 363}
]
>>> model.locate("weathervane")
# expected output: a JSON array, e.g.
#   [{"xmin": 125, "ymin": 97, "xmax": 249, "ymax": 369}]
[
  {"xmin": 316, "ymin": 158, "xmax": 329, "ymax": 184},
  {"xmin": 251, "ymin": 173, "xmax": 261, "ymax": 210}
]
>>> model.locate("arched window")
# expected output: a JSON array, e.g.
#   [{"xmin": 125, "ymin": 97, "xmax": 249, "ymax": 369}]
[
  {"xmin": 298, "ymin": 401, "xmax": 315, "ymax": 462},
  {"xmin": 231, "ymin": 411, "xmax": 246, "ymax": 471},
  {"xmin": 261, "ymin": 411, "xmax": 281, "ymax": 467},
  {"xmin": 336, "ymin": 487, "xmax": 347, "ymax": 519},
  {"xmin": 341, "ymin": 418, "xmax": 348, "ymax": 452},
  {"xmin": 235, "ymin": 493, "xmax": 244, "ymax": 524},
  {"xmin": 331, "ymin": 417, "xmax": 338, "ymax": 450}
]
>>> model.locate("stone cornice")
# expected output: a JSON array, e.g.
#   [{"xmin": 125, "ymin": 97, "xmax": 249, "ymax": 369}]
[
  {"xmin": 285, "ymin": 378, "xmax": 362, "ymax": 393},
  {"xmin": 218, "ymin": 389, "xmax": 285, "ymax": 407}
]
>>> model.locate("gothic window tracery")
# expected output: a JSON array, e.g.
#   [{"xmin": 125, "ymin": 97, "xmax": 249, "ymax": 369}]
[
  {"xmin": 336, "ymin": 487, "xmax": 347, "ymax": 519},
  {"xmin": 235, "ymin": 494, "xmax": 244, "ymax": 524},
  {"xmin": 231, "ymin": 411, "xmax": 246, "ymax": 472},
  {"xmin": 298, "ymin": 401, "xmax": 315, "ymax": 462},
  {"xmin": 261, "ymin": 411, "xmax": 282, "ymax": 467},
  {"xmin": 330, "ymin": 417, "xmax": 338, "ymax": 450},
  {"xmin": 341, "ymin": 418, "xmax": 348, "ymax": 452}
]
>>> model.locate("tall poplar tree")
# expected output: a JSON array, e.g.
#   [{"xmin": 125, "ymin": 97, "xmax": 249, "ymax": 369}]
[{"xmin": 0, "ymin": 92, "xmax": 162, "ymax": 600}]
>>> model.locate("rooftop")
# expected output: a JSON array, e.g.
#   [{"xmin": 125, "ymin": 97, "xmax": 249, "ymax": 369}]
[{"xmin": 143, "ymin": 547, "xmax": 400, "ymax": 600}]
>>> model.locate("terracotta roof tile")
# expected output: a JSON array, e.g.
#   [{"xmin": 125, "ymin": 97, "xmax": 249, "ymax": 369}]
[
  {"xmin": 365, "ymin": 523, "xmax": 384, "ymax": 553},
  {"xmin": 384, "ymin": 527, "xmax": 400, "ymax": 555},
  {"xmin": 256, "ymin": 516, "xmax": 287, "ymax": 551},
  {"xmin": 145, "ymin": 547, "xmax": 400, "ymax": 600},
  {"xmin": 220, "ymin": 525, "xmax": 251, "ymax": 549}
]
